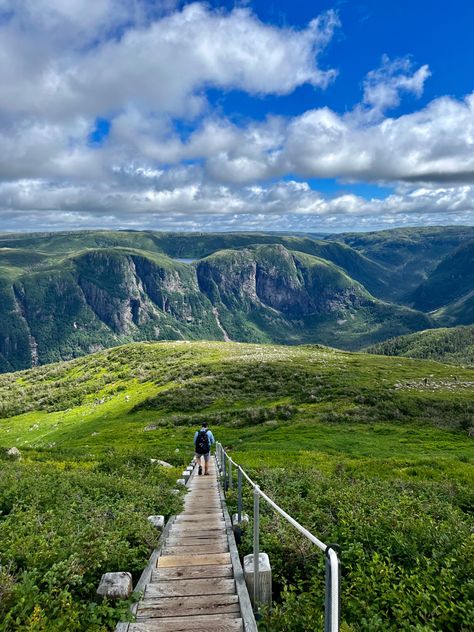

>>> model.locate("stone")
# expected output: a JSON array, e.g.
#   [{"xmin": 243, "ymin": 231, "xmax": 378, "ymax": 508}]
[
  {"xmin": 6, "ymin": 447, "xmax": 21, "ymax": 459},
  {"xmin": 147, "ymin": 515, "xmax": 165, "ymax": 530},
  {"xmin": 243, "ymin": 552, "xmax": 272, "ymax": 606},
  {"xmin": 144, "ymin": 424, "xmax": 157, "ymax": 432},
  {"xmin": 176, "ymin": 478, "xmax": 186, "ymax": 486},
  {"xmin": 150, "ymin": 459, "xmax": 173, "ymax": 468},
  {"xmin": 96, "ymin": 572, "xmax": 132, "ymax": 601},
  {"xmin": 232, "ymin": 512, "xmax": 249, "ymax": 529}
]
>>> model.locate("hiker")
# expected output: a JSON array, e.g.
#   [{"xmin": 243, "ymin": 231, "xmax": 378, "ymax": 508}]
[{"xmin": 194, "ymin": 422, "xmax": 215, "ymax": 476}]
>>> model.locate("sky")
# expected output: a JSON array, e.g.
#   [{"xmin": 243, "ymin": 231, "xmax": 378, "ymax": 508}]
[{"xmin": 0, "ymin": 0, "xmax": 473, "ymax": 234}]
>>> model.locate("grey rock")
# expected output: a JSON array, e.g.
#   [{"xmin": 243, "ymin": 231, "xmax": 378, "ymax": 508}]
[
  {"xmin": 96, "ymin": 571, "xmax": 132, "ymax": 601},
  {"xmin": 7, "ymin": 447, "xmax": 21, "ymax": 459},
  {"xmin": 147, "ymin": 515, "xmax": 165, "ymax": 530}
]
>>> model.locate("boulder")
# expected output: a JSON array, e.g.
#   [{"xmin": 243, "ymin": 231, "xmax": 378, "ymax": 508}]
[{"xmin": 7, "ymin": 447, "xmax": 21, "ymax": 459}]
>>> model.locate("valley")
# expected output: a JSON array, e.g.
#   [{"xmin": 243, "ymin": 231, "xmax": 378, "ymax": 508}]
[{"xmin": 1, "ymin": 226, "xmax": 473, "ymax": 373}]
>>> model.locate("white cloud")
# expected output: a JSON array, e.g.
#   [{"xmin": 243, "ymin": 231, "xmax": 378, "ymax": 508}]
[
  {"xmin": 0, "ymin": 3, "xmax": 472, "ymax": 233},
  {"xmin": 362, "ymin": 55, "xmax": 431, "ymax": 116},
  {"xmin": 0, "ymin": 3, "xmax": 338, "ymax": 121}
]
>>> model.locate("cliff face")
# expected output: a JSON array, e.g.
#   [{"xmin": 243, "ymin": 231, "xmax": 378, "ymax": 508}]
[{"xmin": 0, "ymin": 244, "xmax": 433, "ymax": 371}]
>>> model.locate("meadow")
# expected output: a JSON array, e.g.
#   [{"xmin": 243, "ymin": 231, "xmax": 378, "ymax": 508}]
[{"xmin": 0, "ymin": 341, "xmax": 473, "ymax": 630}]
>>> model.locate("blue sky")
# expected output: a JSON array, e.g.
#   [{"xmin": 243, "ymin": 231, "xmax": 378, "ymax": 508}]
[{"xmin": 0, "ymin": 0, "xmax": 473, "ymax": 233}]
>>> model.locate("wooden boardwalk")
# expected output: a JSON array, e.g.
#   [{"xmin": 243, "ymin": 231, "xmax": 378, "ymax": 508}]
[{"xmin": 118, "ymin": 459, "xmax": 256, "ymax": 632}]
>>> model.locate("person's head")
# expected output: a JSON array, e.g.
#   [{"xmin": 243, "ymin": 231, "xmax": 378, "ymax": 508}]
[{"xmin": 202, "ymin": 422, "xmax": 208, "ymax": 429}]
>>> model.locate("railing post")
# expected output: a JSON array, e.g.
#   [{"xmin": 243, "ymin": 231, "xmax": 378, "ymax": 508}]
[
  {"xmin": 253, "ymin": 485, "xmax": 260, "ymax": 610},
  {"xmin": 324, "ymin": 546, "xmax": 340, "ymax": 632},
  {"xmin": 223, "ymin": 450, "xmax": 227, "ymax": 490},
  {"xmin": 237, "ymin": 466, "xmax": 243, "ymax": 524},
  {"xmin": 228, "ymin": 457, "xmax": 233, "ymax": 490}
]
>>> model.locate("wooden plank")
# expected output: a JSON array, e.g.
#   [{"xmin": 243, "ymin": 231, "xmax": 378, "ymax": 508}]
[
  {"xmin": 152, "ymin": 564, "xmax": 233, "ymax": 581},
  {"xmin": 175, "ymin": 513, "xmax": 223, "ymax": 521},
  {"xmin": 128, "ymin": 615, "xmax": 243, "ymax": 632},
  {"xmin": 162, "ymin": 543, "xmax": 229, "ymax": 555},
  {"xmin": 166, "ymin": 537, "xmax": 228, "ymax": 547},
  {"xmin": 145, "ymin": 577, "xmax": 235, "ymax": 598},
  {"xmin": 158, "ymin": 552, "xmax": 231, "ymax": 567},
  {"xmin": 169, "ymin": 525, "xmax": 226, "ymax": 535},
  {"xmin": 137, "ymin": 594, "xmax": 239, "ymax": 619},
  {"xmin": 174, "ymin": 516, "xmax": 224, "ymax": 525}
]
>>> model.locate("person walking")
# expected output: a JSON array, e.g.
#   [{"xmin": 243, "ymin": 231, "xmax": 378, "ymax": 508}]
[{"xmin": 194, "ymin": 421, "xmax": 215, "ymax": 475}]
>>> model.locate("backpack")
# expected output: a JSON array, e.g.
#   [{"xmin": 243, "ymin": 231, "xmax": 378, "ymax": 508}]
[{"xmin": 195, "ymin": 429, "xmax": 210, "ymax": 454}]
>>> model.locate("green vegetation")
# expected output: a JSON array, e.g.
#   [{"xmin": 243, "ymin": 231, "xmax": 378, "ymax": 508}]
[
  {"xmin": 0, "ymin": 341, "xmax": 473, "ymax": 630},
  {"xmin": 366, "ymin": 325, "xmax": 474, "ymax": 366},
  {"xmin": 0, "ymin": 454, "xmax": 182, "ymax": 631},
  {"xmin": 410, "ymin": 241, "xmax": 474, "ymax": 316},
  {"xmin": 1, "ymin": 229, "xmax": 446, "ymax": 372}
]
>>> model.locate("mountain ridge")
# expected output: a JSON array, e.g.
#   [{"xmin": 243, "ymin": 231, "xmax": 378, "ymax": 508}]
[{"xmin": 1, "ymin": 226, "xmax": 472, "ymax": 372}]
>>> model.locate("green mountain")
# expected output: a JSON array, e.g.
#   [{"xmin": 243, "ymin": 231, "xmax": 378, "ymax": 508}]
[
  {"xmin": 333, "ymin": 226, "xmax": 474, "ymax": 302},
  {"xmin": 2, "ymin": 226, "xmax": 473, "ymax": 372},
  {"xmin": 408, "ymin": 241, "xmax": 474, "ymax": 325},
  {"xmin": 365, "ymin": 325, "xmax": 474, "ymax": 366},
  {"xmin": 0, "ymin": 236, "xmax": 434, "ymax": 372}
]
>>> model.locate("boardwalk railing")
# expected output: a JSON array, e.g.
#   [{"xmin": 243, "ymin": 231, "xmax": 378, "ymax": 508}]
[{"xmin": 216, "ymin": 442, "xmax": 340, "ymax": 632}]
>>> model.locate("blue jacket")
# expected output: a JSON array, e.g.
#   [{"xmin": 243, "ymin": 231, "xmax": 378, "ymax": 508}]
[{"xmin": 194, "ymin": 428, "xmax": 215, "ymax": 451}]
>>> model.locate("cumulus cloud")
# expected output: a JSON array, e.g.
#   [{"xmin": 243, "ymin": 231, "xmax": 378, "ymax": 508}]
[
  {"xmin": 361, "ymin": 55, "xmax": 431, "ymax": 116},
  {"xmin": 1, "ymin": 172, "xmax": 473, "ymax": 233},
  {"xmin": 0, "ymin": 2, "xmax": 338, "ymax": 121},
  {"xmin": 0, "ymin": 2, "xmax": 472, "ymax": 232}
]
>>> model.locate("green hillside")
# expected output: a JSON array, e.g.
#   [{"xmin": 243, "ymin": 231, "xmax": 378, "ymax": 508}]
[
  {"xmin": 0, "ymin": 237, "xmax": 434, "ymax": 372},
  {"xmin": 0, "ymin": 341, "xmax": 473, "ymax": 631},
  {"xmin": 365, "ymin": 325, "xmax": 474, "ymax": 366},
  {"xmin": 334, "ymin": 226, "xmax": 474, "ymax": 302},
  {"xmin": 409, "ymin": 241, "xmax": 474, "ymax": 321}
]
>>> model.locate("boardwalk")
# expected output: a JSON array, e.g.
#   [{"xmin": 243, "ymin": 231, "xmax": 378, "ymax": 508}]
[{"xmin": 119, "ymin": 459, "xmax": 256, "ymax": 632}]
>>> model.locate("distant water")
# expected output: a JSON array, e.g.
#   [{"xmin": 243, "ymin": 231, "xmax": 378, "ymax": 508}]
[{"xmin": 173, "ymin": 257, "xmax": 197, "ymax": 264}]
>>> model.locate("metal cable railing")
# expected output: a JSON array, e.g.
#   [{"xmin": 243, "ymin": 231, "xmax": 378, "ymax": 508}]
[{"xmin": 216, "ymin": 442, "xmax": 340, "ymax": 632}]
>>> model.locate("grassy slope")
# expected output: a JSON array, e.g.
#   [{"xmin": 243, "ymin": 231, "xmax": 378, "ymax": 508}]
[
  {"xmin": 0, "ymin": 341, "xmax": 473, "ymax": 631},
  {"xmin": 365, "ymin": 325, "xmax": 474, "ymax": 366}
]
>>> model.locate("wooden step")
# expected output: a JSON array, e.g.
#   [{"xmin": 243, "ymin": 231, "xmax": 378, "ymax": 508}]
[
  {"xmin": 158, "ymin": 552, "xmax": 231, "ymax": 568},
  {"xmin": 145, "ymin": 577, "xmax": 235, "ymax": 598},
  {"xmin": 137, "ymin": 594, "xmax": 240, "ymax": 619},
  {"xmin": 152, "ymin": 564, "xmax": 233, "ymax": 581},
  {"xmin": 129, "ymin": 614, "xmax": 243, "ymax": 631},
  {"xmin": 162, "ymin": 543, "xmax": 229, "ymax": 555}
]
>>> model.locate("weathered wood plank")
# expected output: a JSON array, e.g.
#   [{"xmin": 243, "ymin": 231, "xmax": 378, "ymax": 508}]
[
  {"xmin": 128, "ymin": 614, "xmax": 243, "ymax": 632},
  {"xmin": 137, "ymin": 594, "xmax": 239, "ymax": 619},
  {"xmin": 158, "ymin": 552, "xmax": 231, "ymax": 567},
  {"xmin": 175, "ymin": 513, "xmax": 223, "ymax": 521},
  {"xmin": 174, "ymin": 517, "xmax": 225, "ymax": 526},
  {"xmin": 145, "ymin": 577, "xmax": 235, "ymax": 598},
  {"xmin": 165, "ymin": 536, "xmax": 228, "ymax": 547},
  {"xmin": 162, "ymin": 543, "xmax": 229, "ymax": 555},
  {"xmin": 169, "ymin": 525, "xmax": 226, "ymax": 535},
  {"xmin": 152, "ymin": 564, "xmax": 233, "ymax": 581}
]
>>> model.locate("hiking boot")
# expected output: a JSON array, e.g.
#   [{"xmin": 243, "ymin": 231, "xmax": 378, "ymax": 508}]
[
  {"xmin": 204, "ymin": 472, "xmax": 210, "ymax": 476},
  {"xmin": 198, "ymin": 465, "xmax": 203, "ymax": 475}
]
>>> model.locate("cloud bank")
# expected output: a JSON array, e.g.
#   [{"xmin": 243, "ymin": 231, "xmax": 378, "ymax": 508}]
[{"xmin": 0, "ymin": 1, "xmax": 473, "ymax": 232}]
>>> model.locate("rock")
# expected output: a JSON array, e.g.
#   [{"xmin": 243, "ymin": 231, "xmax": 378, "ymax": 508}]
[
  {"xmin": 6, "ymin": 447, "xmax": 21, "ymax": 459},
  {"xmin": 150, "ymin": 459, "xmax": 173, "ymax": 468},
  {"xmin": 96, "ymin": 571, "xmax": 132, "ymax": 601},
  {"xmin": 147, "ymin": 515, "xmax": 165, "ymax": 530},
  {"xmin": 144, "ymin": 424, "xmax": 157, "ymax": 431}
]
